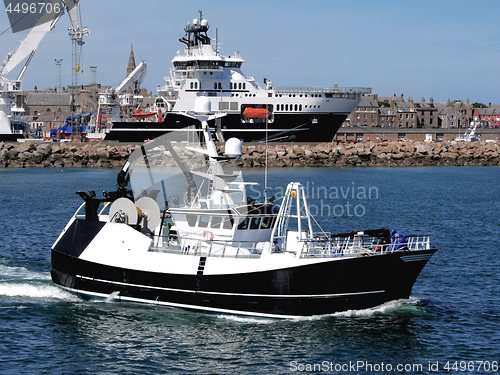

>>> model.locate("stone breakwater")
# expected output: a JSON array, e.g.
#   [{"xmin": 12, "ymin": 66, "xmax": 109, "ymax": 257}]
[{"xmin": 1, "ymin": 140, "xmax": 499, "ymax": 168}]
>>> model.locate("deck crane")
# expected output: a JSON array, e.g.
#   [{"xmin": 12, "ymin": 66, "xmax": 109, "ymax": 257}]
[
  {"xmin": 98, "ymin": 60, "xmax": 147, "ymax": 124},
  {"xmin": 0, "ymin": 0, "xmax": 89, "ymax": 141}
]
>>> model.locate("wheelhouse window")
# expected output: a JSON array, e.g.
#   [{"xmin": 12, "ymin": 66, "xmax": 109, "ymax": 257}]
[
  {"xmin": 261, "ymin": 217, "xmax": 275, "ymax": 229},
  {"xmin": 223, "ymin": 216, "xmax": 234, "ymax": 229},
  {"xmin": 237, "ymin": 218, "xmax": 249, "ymax": 230},
  {"xmin": 250, "ymin": 217, "xmax": 261, "ymax": 230},
  {"xmin": 186, "ymin": 214, "xmax": 197, "ymax": 227},
  {"xmin": 198, "ymin": 216, "xmax": 210, "ymax": 228},
  {"xmin": 210, "ymin": 216, "xmax": 222, "ymax": 229}
]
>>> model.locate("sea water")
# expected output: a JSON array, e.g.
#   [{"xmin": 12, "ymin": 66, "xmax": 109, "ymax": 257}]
[{"xmin": 0, "ymin": 167, "xmax": 499, "ymax": 374}]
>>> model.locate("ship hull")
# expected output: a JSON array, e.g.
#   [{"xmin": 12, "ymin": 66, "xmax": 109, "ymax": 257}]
[
  {"xmin": 0, "ymin": 133, "xmax": 24, "ymax": 142},
  {"xmin": 51, "ymin": 234, "xmax": 436, "ymax": 318},
  {"xmin": 105, "ymin": 112, "xmax": 348, "ymax": 143}
]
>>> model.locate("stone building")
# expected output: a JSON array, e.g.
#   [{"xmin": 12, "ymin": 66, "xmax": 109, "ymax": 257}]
[
  {"xmin": 437, "ymin": 99, "xmax": 472, "ymax": 129},
  {"xmin": 412, "ymin": 97, "xmax": 438, "ymax": 128},
  {"xmin": 25, "ymin": 91, "xmax": 72, "ymax": 130},
  {"xmin": 346, "ymin": 95, "xmax": 380, "ymax": 127}
]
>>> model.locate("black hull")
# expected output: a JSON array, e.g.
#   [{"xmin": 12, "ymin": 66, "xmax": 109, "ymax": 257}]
[
  {"xmin": 105, "ymin": 113, "xmax": 347, "ymax": 143},
  {"xmin": 0, "ymin": 133, "xmax": 24, "ymax": 142},
  {"xmin": 51, "ymin": 247, "xmax": 436, "ymax": 317}
]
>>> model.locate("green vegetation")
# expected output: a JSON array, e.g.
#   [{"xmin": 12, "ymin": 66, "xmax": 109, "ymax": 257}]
[{"xmin": 472, "ymin": 102, "xmax": 487, "ymax": 108}]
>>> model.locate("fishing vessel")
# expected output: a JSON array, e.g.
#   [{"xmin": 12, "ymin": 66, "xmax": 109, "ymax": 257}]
[
  {"xmin": 104, "ymin": 11, "xmax": 371, "ymax": 143},
  {"xmin": 51, "ymin": 97, "xmax": 437, "ymax": 318}
]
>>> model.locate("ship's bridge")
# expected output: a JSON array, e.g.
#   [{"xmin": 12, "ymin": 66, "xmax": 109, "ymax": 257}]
[{"xmin": 172, "ymin": 55, "xmax": 244, "ymax": 72}]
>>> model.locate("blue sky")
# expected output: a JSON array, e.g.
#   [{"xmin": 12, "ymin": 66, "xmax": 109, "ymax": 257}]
[{"xmin": 1, "ymin": 0, "xmax": 500, "ymax": 104}]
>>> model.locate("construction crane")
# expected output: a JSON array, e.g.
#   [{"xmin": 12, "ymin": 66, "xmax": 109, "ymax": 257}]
[
  {"xmin": 64, "ymin": 0, "xmax": 90, "ymax": 86},
  {"xmin": 0, "ymin": 0, "xmax": 89, "ymax": 140},
  {"xmin": 98, "ymin": 60, "xmax": 148, "ymax": 124}
]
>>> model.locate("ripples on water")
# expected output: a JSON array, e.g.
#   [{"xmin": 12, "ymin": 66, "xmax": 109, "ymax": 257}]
[{"xmin": 0, "ymin": 167, "xmax": 499, "ymax": 374}]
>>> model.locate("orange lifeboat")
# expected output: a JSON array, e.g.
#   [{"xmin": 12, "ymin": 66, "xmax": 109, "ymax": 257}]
[
  {"xmin": 131, "ymin": 108, "xmax": 156, "ymax": 120},
  {"xmin": 242, "ymin": 107, "xmax": 270, "ymax": 119}
]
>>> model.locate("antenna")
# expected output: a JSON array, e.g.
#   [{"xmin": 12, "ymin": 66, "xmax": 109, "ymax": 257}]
[{"xmin": 264, "ymin": 104, "xmax": 269, "ymax": 203}]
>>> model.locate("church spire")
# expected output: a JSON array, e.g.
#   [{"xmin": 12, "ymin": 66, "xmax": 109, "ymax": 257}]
[{"xmin": 127, "ymin": 45, "xmax": 136, "ymax": 76}]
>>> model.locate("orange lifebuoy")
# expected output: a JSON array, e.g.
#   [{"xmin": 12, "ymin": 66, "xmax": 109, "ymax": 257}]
[
  {"xmin": 210, "ymin": 232, "xmax": 214, "ymax": 240},
  {"xmin": 203, "ymin": 230, "xmax": 206, "ymax": 238}
]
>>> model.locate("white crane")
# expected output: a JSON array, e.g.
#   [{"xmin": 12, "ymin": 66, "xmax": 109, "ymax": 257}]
[
  {"xmin": 0, "ymin": 0, "xmax": 89, "ymax": 140},
  {"xmin": 98, "ymin": 60, "xmax": 147, "ymax": 123},
  {"xmin": 64, "ymin": 0, "xmax": 90, "ymax": 86}
]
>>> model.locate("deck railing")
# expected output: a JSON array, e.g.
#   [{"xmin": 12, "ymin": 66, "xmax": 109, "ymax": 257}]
[
  {"xmin": 149, "ymin": 237, "xmax": 264, "ymax": 259},
  {"xmin": 147, "ymin": 232, "xmax": 431, "ymax": 260},
  {"xmin": 275, "ymin": 86, "xmax": 372, "ymax": 94},
  {"xmin": 300, "ymin": 235, "xmax": 431, "ymax": 259}
]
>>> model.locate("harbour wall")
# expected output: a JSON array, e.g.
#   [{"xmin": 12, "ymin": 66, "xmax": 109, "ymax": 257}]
[{"xmin": 1, "ymin": 140, "xmax": 499, "ymax": 168}]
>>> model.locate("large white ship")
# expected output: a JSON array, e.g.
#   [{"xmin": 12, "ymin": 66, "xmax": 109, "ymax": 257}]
[{"xmin": 105, "ymin": 12, "xmax": 371, "ymax": 143}]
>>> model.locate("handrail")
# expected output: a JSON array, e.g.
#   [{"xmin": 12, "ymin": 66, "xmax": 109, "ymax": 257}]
[
  {"xmin": 300, "ymin": 235, "xmax": 432, "ymax": 259},
  {"xmin": 275, "ymin": 86, "xmax": 372, "ymax": 94},
  {"xmin": 145, "ymin": 231, "xmax": 431, "ymax": 260}
]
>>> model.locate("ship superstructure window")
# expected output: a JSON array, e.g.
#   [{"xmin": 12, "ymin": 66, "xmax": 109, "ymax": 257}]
[
  {"xmin": 261, "ymin": 217, "xmax": 275, "ymax": 229},
  {"xmin": 223, "ymin": 216, "xmax": 234, "ymax": 229},
  {"xmin": 210, "ymin": 216, "xmax": 222, "ymax": 229},
  {"xmin": 250, "ymin": 217, "xmax": 261, "ymax": 230},
  {"xmin": 237, "ymin": 216, "xmax": 276, "ymax": 230},
  {"xmin": 186, "ymin": 214, "xmax": 197, "ymax": 227},
  {"xmin": 223, "ymin": 61, "xmax": 242, "ymax": 68},
  {"xmin": 198, "ymin": 216, "xmax": 210, "ymax": 228},
  {"xmin": 238, "ymin": 218, "xmax": 249, "ymax": 230}
]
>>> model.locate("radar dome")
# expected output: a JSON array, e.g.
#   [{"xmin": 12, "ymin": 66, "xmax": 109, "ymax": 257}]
[
  {"xmin": 193, "ymin": 18, "xmax": 198, "ymax": 25},
  {"xmin": 201, "ymin": 19, "xmax": 208, "ymax": 27},
  {"xmin": 224, "ymin": 138, "xmax": 242, "ymax": 157},
  {"xmin": 194, "ymin": 96, "xmax": 211, "ymax": 114}
]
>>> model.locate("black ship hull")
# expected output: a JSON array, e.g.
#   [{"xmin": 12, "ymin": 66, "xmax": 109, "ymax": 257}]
[
  {"xmin": 51, "ymin": 246, "xmax": 436, "ymax": 318},
  {"xmin": 105, "ymin": 112, "xmax": 348, "ymax": 143},
  {"xmin": 0, "ymin": 133, "xmax": 24, "ymax": 142}
]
